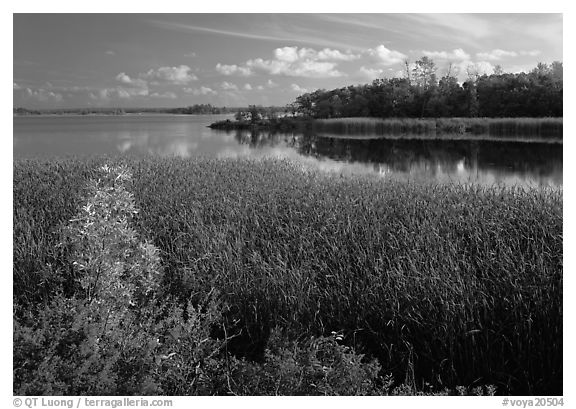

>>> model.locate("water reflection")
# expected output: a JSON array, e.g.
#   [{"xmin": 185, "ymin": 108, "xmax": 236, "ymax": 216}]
[
  {"xmin": 13, "ymin": 114, "xmax": 233, "ymax": 159},
  {"xmin": 113, "ymin": 129, "xmax": 200, "ymax": 157},
  {"xmin": 232, "ymin": 129, "xmax": 563, "ymax": 187},
  {"xmin": 13, "ymin": 115, "xmax": 562, "ymax": 187}
]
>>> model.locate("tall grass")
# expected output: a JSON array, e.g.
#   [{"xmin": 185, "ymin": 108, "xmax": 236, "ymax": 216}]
[
  {"xmin": 313, "ymin": 117, "xmax": 563, "ymax": 140},
  {"xmin": 14, "ymin": 157, "xmax": 562, "ymax": 395},
  {"xmin": 13, "ymin": 158, "xmax": 108, "ymax": 306}
]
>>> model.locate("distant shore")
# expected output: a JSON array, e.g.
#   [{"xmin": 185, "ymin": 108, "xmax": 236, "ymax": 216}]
[
  {"xmin": 14, "ymin": 112, "xmax": 234, "ymax": 118},
  {"xmin": 12, "ymin": 104, "xmax": 277, "ymax": 117}
]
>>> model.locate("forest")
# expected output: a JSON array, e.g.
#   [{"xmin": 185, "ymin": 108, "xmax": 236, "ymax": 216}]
[{"xmin": 288, "ymin": 59, "xmax": 563, "ymax": 119}]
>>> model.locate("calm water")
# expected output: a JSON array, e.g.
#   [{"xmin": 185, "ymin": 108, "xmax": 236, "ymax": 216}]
[{"xmin": 14, "ymin": 114, "xmax": 562, "ymax": 187}]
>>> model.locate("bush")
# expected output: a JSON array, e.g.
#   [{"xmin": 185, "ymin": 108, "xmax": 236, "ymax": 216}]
[
  {"xmin": 227, "ymin": 329, "xmax": 388, "ymax": 395},
  {"xmin": 13, "ymin": 293, "xmax": 227, "ymax": 395}
]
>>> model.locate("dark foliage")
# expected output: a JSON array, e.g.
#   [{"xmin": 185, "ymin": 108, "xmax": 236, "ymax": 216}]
[{"xmin": 290, "ymin": 61, "xmax": 562, "ymax": 119}]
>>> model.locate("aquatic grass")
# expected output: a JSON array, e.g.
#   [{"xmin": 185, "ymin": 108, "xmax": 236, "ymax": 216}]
[
  {"xmin": 13, "ymin": 156, "xmax": 562, "ymax": 395},
  {"xmin": 127, "ymin": 157, "xmax": 561, "ymax": 394},
  {"xmin": 13, "ymin": 158, "xmax": 109, "ymax": 306},
  {"xmin": 312, "ymin": 117, "xmax": 563, "ymax": 140}
]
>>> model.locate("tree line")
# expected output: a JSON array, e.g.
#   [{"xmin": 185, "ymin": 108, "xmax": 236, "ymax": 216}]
[
  {"xmin": 289, "ymin": 59, "xmax": 563, "ymax": 119},
  {"xmin": 14, "ymin": 104, "xmax": 233, "ymax": 116}
]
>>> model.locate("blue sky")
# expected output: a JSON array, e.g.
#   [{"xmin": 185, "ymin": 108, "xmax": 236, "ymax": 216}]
[{"xmin": 13, "ymin": 13, "xmax": 563, "ymax": 108}]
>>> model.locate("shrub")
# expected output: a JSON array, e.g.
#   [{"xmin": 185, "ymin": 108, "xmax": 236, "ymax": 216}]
[
  {"xmin": 13, "ymin": 293, "xmax": 227, "ymax": 395},
  {"xmin": 227, "ymin": 329, "xmax": 388, "ymax": 395}
]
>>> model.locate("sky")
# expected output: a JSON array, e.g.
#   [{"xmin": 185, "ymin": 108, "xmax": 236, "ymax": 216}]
[{"xmin": 13, "ymin": 13, "xmax": 563, "ymax": 109}]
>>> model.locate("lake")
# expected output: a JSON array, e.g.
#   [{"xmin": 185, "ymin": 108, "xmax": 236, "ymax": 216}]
[{"xmin": 13, "ymin": 114, "xmax": 562, "ymax": 187}]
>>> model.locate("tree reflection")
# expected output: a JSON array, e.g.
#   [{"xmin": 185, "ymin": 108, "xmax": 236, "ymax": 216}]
[{"xmin": 233, "ymin": 129, "xmax": 562, "ymax": 186}]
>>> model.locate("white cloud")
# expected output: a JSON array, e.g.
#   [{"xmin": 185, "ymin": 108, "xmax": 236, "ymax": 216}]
[
  {"xmin": 116, "ymin": 72, "xmax": 132, "ymax": 83},
  {"xmin": 246, "ymin": 58, "xmax": 285, "ymax": 74},
  {"xmin": 367, "ymin": 45, "xmax": 407, "ymax": 66},
  {"xmin": 247, "ymin": 58, "xmax": 344, "ymax": 78},
  {"xmin": 96, "ymin": 89, "xmax": 111, "ymax": 100},
  {"xmin": 116, "ymin": 88, "xmax": 131, "ymax": 99},
  {"xmin": 317, "ymin": 48, "xmax": 360, "ymax": 61},
  {"xmin": 150, "ymin": 91, "xmax": 178, "ymax": 99},
  {"xmin": 256, "ymin": 85, "xmax": 265, "ymax": 91},
  {"xmin": 222, "ymin": 46, "xmax": 350, "ymax": 79},
  {"xmin": 520, "ymin": 50, "xmax": 542, "ymax": 57},
  {"xmin": 105, "ymin": 50, "xmax": 116, "ymax": 56},
  {"xmin": 243, "ymin": 83, "xmax": 253, "ymax": 91},
  {"xmin": 422, "ymin": 48, "xmax": 471, "ymax": 61},
  {"xmin": 215, "ymin": 63, "xmax": 252, "ymax": 76},
  {"xmin": 220, "ymin": 81, "xmax": 239, "ymax": 91},
  {"xmin": 119, "ymin": 86, "xmax": 149, "ymax": 98},
  {"xmin": 97, "ymin": 86, "xmax": 149, "ymax": 100},
  {"xmin": 13, "ymin": 82, "xmax": 21, "ymax": 90},
  {"xmin": 115, "ymin": 72, "xmax": 144, "ymax": 86},
  {"xmin": 274, "ymin": 46, "xmax": 359, "ymax": 62},
  {"xmin": 274, "ymin": 46, "xmax": 303, "ymax": 62},
  {"xmin": 476, "ymin": 49, "xmax": 518, "ymax": 61},
  {"xmin": 142, "ymin": 65, "xmax": 198, "ymax": 84},
  {"xmin": 92, "ymin": 88, "xmax": 126, "ymax": 101},
  {"xmin": 290, "ymin": 83, "xmax": 309, "ymax": 93},
  {"xmin": 358, "ymin": 66, "xmax": 385, "ymax": 79},
  {"xmin": 15, "ymin": 83, "xmax": 156, "ymax": 106},
  {"xmin": 184, "ymin": 52, "xmax": 197, "ymax": 57},
  {"xmin": 115, "ymin": 72, "xmax": 149, "ymax": 91},
  {"xmin": 23, "ymin": 87, "xmax": 63, "ymax": 102},
  {"xmin": 267, "ymin": 79, "xmax": 278, "ymax": 88},
  {"xmin": 184, "ymin": 86, "xmax": 217, "ymax": 96},
  {"xmin": 476, "ymin": 49, "xmax": 542, "ymax": 61}
]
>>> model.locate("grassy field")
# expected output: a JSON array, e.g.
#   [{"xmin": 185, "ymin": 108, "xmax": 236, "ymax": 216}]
[{"xmin": 13, "ymin": 157, "xmax": 562, "ymax": 395}]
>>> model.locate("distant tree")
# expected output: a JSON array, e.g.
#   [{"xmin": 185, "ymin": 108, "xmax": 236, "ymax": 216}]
[
  {"xmin": 248, "ymin": 105, "xmax": 263, "ymax": 124},
  {"xmin": 404, "ymin": 59, "xmax": 412, "ymax": 85},
  {"xmin": 432, "ymin": 75, "xmax": 467, "ymax": 117},
  {"xmin": 412, "ymin": 57, "xmax": 437, "ymax": 89},
  {"xmin": 389, "ymin": 78, "xmax": 414, "ymax": 117},
  {"xmin": 293, "ymin": 92, "xmax": 316, "ymax": 117},
  {"xmin": 235, "ymin": 109, "xmax": 246, "ymax": 122},
  {"xmin": 531, "ymin": 62, "xmax": 551, "ymax": 76},
  {"xmin": 412, "ymin": 57, "xmax": 438, "ymax": 117},
  {"xmin": 551, "ymin": 61, "xmax": 563, "ymax": 81},
  {"xmin": 265, "ymin": 108, "xmax": 279, "ymax": 121},
  {"xmin": 463, "ymin": 80, "xmax": 479, "ymax": 117}
]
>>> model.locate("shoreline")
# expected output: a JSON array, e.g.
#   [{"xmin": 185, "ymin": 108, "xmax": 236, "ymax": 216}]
[
  {"xmin": 310, "ymin": 132, "xmax": 563, "ymax": 144},
  {"xmin": 208, "ymin": 116, "xmax": 564, "ymax": 142},
  {"xmin": 14, "ymin": 112, "xmax": 236, "ymax": 118}
]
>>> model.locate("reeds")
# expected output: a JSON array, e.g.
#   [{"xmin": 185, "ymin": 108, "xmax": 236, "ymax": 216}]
[
  {"xmin": 312, "ymin": 117, "xmax": 563, "ymax": 140},
  {"xmin": 14, "ymin": 156, "xmax": 563, "ymax": 394}
]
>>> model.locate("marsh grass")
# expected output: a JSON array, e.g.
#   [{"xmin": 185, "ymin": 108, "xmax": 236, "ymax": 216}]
[
  {"xmin": 313, "ymin": 117, "xmax": 563, "ymax": 140},
  {"xmin": 13, "ymin": 158, "xmax": 108, "ymax": 306},
  {"xmin": 14, "ymin": 156, "xmax": 562, "ymax": 395}
]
